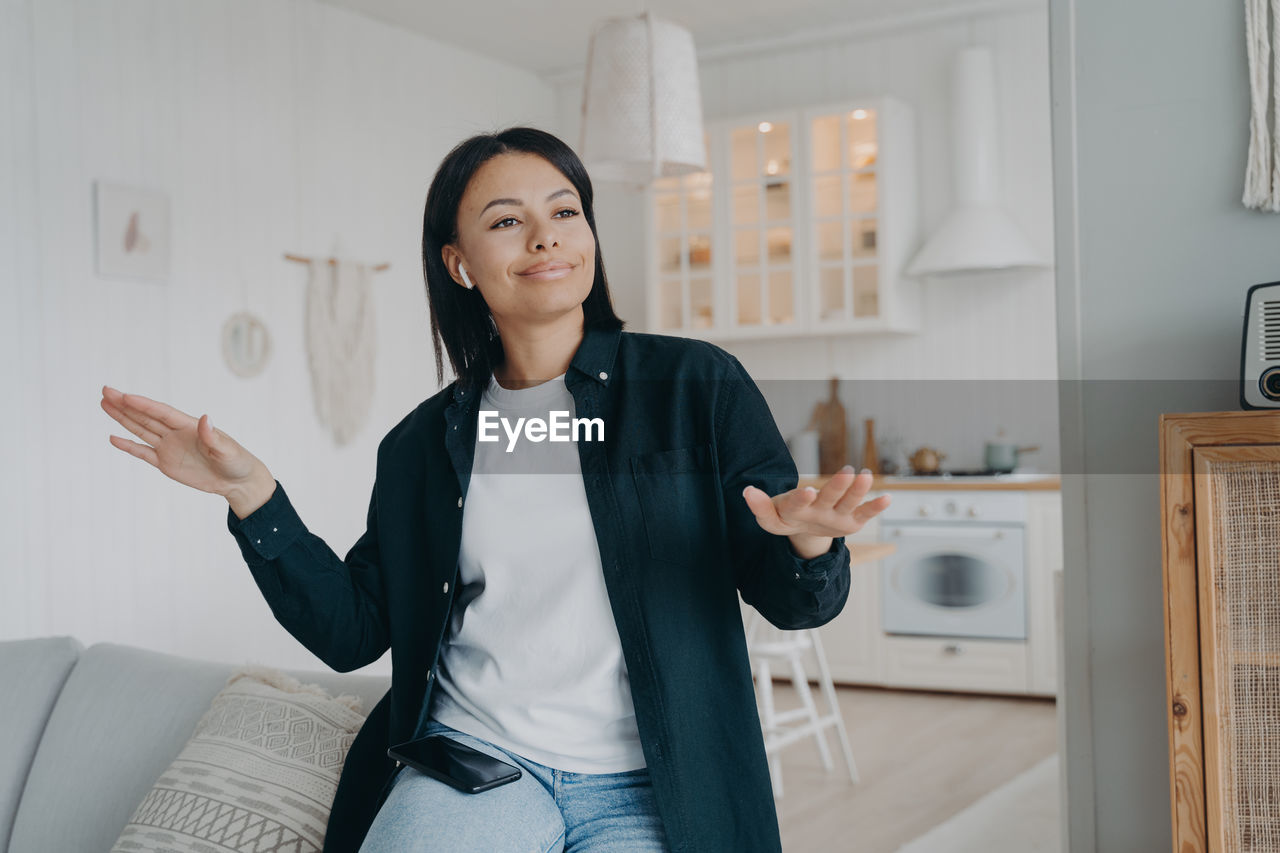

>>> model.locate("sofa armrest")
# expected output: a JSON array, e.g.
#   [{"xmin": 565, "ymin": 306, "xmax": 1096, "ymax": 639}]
[{"xmin": 0, "ymin": 636, "xmax": 82, "ymax": 853}]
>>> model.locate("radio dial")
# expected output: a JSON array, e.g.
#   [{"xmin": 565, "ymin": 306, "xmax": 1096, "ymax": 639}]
[{"xmin": 1262, "ymin": 366, "xmax": 1280, "ymax": 401}]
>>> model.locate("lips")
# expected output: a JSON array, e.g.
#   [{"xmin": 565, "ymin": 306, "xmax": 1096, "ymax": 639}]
[{"xmin": 517, "ymin": 261, "xmax": 574, "ymax": 280}]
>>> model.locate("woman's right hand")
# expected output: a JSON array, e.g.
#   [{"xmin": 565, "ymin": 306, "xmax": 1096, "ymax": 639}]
[{"xmin": 101, "ymin": 385, "xmax": 275, "ymax": 515}]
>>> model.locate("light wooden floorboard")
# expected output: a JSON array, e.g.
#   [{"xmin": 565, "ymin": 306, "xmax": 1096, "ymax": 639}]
[{"xmin": 764, "ymin": 682, "xmax": 1059, "ymax": 852}]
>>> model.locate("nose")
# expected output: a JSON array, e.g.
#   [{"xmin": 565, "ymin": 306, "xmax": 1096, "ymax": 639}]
[{"xmin": 530, "ymin": 218, "xmax": 559, "ymax": 251}]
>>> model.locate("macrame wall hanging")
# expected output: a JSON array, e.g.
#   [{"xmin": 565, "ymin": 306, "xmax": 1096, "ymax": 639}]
[
  {"xmin": 285, "ymin": 252, "xmax": 388, "ymax": 446},
  {"xmin": 1244, "ymin": 0, "xmax": 1280, "ymax": 211}
]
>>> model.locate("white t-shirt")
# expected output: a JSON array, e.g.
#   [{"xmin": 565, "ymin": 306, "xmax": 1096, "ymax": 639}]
[{"xmin": 427, "ymin": 370, "xmax": 647, "ymax": 773}]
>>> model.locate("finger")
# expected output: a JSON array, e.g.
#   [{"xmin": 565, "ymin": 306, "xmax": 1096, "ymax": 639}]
[
  {"xmin": 777, "ymin": 484, "xmax": 824, "ymax": 517},
  {"xmin": 832, "ymin": 469, "xmax": 876, "ymax": 513},
  {"xmin": 100, "ymin": 397, "xmax": 162, "ymax": 446},
  {"xmin": 742, "ymin": 485, "xmax": 792, "ymax": 535},
  {"xmin": 839, "ymin": 494, "xmax": 893, "ymax": 531},
  {"xmin": 855, "ymin": 493, "xmax": 892, "ymax": 518},
  {"xmin": 118, "ymin": 391, "xmax": 194, "ymax": 432},
  {"xmin": 108, "ymin": 434, "xmax": 159, "ymax": 468},
  {"xmin": 788, "ymin": 492, "xmax": 893, "ymax": 538},
  {"xmin": 814, "ymin": 466, "xmax": 865, "ymax": 510},
  {"xmin": 197, "ymin": 414, "xmax": 223, "ymax": 454}
]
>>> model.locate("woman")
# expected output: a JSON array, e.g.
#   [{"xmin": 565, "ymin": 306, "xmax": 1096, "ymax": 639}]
[{"xmin": 100, "ymin": 126, "xmax": 891, "ymax": 853}]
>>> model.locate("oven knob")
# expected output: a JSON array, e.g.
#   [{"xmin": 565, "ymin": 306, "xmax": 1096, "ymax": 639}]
[
  {"xmin": 944, "ymin": 500, "xmax": 957, "ymax": 515},
  {"xmin": 944, "ymin": 643, "xmax": 964, "ymax": 655},
  {"xmin": 967, "ymin": 506, "xmax": 981, "ymax": 518},
  {"xmin": 917, "ymin": 505, "xmax": 933, "ymax": 517}
]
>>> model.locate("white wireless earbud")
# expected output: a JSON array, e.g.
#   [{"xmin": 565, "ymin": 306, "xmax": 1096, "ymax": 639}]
[{"xmin": 459, "ymin": 264, "xmax": 474, "ymax": 289}]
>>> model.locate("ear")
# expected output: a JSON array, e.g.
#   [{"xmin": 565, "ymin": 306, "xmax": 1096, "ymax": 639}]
[{"xmin": 440, "ymin": 245, "xmax": 468, "ymax": 289}]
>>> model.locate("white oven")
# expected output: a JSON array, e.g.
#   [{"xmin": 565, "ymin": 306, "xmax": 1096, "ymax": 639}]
[{"xmin": 879, "ymin": 491, "xmax": 1028, "ymax": 641}]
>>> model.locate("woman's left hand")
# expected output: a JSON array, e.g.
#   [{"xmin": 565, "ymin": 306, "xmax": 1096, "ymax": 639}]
[{"xmin": 741, "ymin": 466, "xmax": 891, "ymax": 559}]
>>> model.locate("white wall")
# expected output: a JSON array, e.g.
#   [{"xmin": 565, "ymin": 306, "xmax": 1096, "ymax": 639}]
[
  {"xmin": 552, "ymin": 2, "xmax": 1060, "ymax": 472},
  {"xmin": 0, "ymin": 0, "xmax": 556, "ymax": 673},
  {"xmin": 1049, "ymin": 0, "xmax": 1280, "ymax": 849}
]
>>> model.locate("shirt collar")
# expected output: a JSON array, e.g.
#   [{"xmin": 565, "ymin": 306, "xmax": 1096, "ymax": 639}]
[
  {"xmin": 568, "ymin": 323, "xmax": 621, "ymax": 387},
  {"xmin": 451, "ymin": 324, "xmax": 620, "ymax": 405}
]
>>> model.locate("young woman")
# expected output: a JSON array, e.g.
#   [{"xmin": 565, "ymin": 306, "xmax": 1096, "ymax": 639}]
[{"xmin": 100, "ymin": 126, "xmax": 891, "ymax": 853}]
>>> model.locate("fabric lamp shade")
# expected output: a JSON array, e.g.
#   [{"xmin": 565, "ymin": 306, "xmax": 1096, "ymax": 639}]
[{"xmin": 579, "ymin": 12, "xmax": 707, "ymax": 186}]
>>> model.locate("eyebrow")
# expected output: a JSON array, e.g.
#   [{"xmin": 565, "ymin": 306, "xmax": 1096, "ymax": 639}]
[{"xmin": 479, "ymin": 188, "xmax": 578, "ymax": 220}]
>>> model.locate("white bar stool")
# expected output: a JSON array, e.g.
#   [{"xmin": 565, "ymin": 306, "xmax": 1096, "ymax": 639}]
[{"xmin": 744, "ymin": 609, "xmax": 860, "ymax": 797}]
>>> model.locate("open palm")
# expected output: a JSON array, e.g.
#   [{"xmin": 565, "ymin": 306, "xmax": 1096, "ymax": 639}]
[
  {"xmin": 100, "ymin": 385, "xmax": 264, "ymax": 497},
  {"xmin": 742, "ymin": 466, "xmax": 891, "ymax": 539}
]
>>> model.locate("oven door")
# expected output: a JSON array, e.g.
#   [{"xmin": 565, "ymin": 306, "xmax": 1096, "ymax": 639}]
[{"xmin": 880, "ymin": 523, "xmax": 1026, "ymax": 640}]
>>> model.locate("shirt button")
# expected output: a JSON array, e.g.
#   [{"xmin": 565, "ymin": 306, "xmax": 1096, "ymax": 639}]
[
  {"xmin": 272, "ymin": 527, "xmax": 277, "ymax": 533},
  {"xmin": 257, "ymin": 539, "xmax": 262, "ymax": 545},
  {"xmin": 794, "ymin": 572, "xmax": 800, "ymax": 579},
  {"xmin": 453, "ymin": 425, "xmax": 457, "ymax": 430},
  {"xmin": 599, "ymin": 371, "xmax": 608, "ymax": 380},
  {"xmin": 457, "ymin": 496, "xmax": 463, "ymax": 508},
  {"xmin": 442, "ymin": 582, "xmax": 449, "ymax": 594}
]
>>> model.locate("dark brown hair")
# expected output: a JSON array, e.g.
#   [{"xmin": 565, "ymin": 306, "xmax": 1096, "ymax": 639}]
[{"xmin": 421, "ymin": 126, "xmax": 626, "ymax": 391}]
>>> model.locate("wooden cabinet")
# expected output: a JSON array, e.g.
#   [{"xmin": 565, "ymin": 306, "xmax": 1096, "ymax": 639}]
[
  {"xmin": 648, "ymin": 98, "xmax": 921, "ymax": 341},
  {"xmin": 1161, "ymin": 411, "xmax": 1280, "ymax": 852}
]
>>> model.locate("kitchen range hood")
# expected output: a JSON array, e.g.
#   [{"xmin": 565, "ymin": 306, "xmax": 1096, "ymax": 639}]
[{"xmin": 906, "ymin": 46, "xmax": 1049, "ymax": 277}]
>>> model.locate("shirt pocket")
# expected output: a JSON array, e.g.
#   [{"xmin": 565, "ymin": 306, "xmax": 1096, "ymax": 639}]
[{"xmin": 629, "ymin": 443, "xmax": 721, "ymax": 569}]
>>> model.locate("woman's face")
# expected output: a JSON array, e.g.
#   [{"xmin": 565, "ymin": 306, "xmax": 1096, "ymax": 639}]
[{"xmin": 443, "ymin": 152, "xmax": 596, "ymax": 329}]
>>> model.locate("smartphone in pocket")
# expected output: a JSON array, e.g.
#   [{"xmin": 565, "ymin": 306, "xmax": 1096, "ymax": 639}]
[{"xmin": 387, "ymin": 733, "xmax": 522, "ymax": 794}]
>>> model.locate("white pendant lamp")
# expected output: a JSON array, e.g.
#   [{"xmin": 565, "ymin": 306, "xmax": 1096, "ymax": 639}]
[
  {"xmin": 579, "ymin": 11, "xmax": 707, "ymax": 186},
  {"xmin": 907, "ymin": 46, "xmax": 1049, "ymax": 277}
]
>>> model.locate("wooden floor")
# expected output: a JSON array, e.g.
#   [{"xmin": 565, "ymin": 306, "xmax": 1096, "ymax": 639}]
[{"xmin": 765, "ymin": 682, "xmax": 1060, "ymax": 852}]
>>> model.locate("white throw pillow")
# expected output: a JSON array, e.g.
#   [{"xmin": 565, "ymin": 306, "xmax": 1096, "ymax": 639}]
[{"xmin": 109, "ymin": 665, "xmax": 366, "ymax": 853}]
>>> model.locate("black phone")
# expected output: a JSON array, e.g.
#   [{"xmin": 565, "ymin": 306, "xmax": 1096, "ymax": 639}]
[{"xmin": 387, "ymin": 733, "xmax": 522, "ymax": 794}]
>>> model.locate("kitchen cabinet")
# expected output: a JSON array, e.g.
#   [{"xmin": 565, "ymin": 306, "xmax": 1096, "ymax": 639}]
[
  {"xmin": 1160, "ymin": 411, "xmax": 1280, "ymax": 853},
  {"xmin": 648, "ymin": 97, "xmax": 921, "ymax": 340},
  {"xmin": 875, "ymin": 489, "xmax": 1059, "ymax": 696}
]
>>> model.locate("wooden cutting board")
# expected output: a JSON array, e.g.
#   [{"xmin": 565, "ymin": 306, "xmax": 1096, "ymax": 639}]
[{"xmin": 806, "ymin": 376, "xmax": 848, "ymax": 475}]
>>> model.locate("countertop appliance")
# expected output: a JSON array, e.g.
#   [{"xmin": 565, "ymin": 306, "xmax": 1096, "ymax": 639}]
[
  {"xmin": 879, "ymin": 489, "xmax": 1028, "ymax": 640},
  {"xmin": 1240, "ymin": 279, "xmax": 1280, "ymax": 409}
]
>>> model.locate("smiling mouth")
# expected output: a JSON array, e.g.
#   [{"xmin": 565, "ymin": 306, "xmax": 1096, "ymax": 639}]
[{"xmin": 518, "ymin": 265, "xmax": 574, "ymax": 281}]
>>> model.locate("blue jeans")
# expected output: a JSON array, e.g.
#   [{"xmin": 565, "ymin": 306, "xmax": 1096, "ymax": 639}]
[{"xmin": 357, "ymin": 719, "xmax": 671, "ymax": 853}]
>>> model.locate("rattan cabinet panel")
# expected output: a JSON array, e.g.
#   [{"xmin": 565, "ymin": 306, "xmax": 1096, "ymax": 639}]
[{"xmin": 1162, "ymin": 412, "xmax": 1280, "ymax": 853}]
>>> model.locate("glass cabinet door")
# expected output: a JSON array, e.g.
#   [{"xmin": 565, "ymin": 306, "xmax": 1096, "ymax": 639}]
[
  {"xmin": 810, "ymin": 108, "xmax": 880, "ymax": 322},
  {"xmin": 652, "ymin": 134, "xmax": 713, "ymax": 332},
  {"xmin": 729, "ymin": 120, "xmax": 797, "ymax": 330}
]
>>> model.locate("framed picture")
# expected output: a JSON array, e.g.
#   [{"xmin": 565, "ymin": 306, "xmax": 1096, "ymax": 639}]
[{"xmin": 94, "ymin": 181, "xmax": 170, "ymax": 281}]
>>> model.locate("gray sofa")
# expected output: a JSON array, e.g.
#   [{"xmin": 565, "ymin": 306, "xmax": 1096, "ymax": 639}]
[{"xmin": 0, "ymin": 635, "xmax": 390, "ymax": 853}]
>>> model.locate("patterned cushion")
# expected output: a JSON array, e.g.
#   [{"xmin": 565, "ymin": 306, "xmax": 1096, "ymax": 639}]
[{"xmin": 109, "ymin": 665, "xmax": 366, "ymax": 853}]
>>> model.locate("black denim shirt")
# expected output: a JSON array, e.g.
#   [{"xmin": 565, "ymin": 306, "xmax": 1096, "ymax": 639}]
[{"xmin": 226, "ymin": 324, "xmax": 851, "ymax": 853}]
